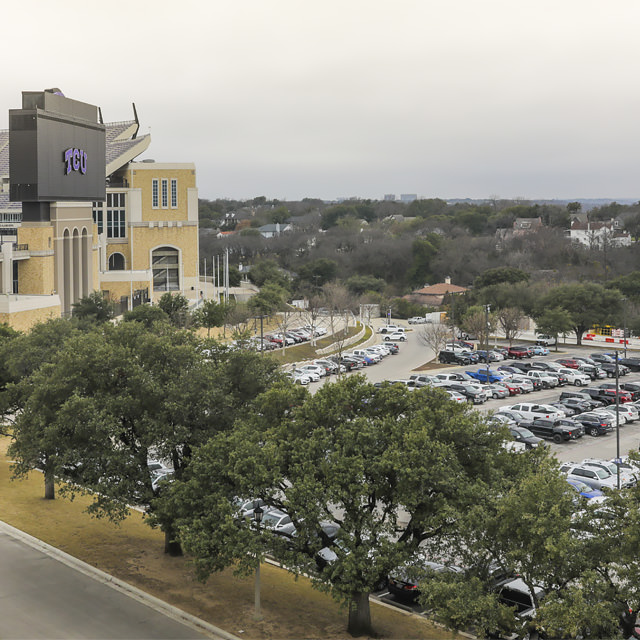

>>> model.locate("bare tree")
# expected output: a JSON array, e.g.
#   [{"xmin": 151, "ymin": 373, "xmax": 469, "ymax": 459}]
[
  {"xmin": 496, "ymin": 307, "xmax": 524, "ymax": 346},
  {"xmin": 322, "ymin": 283, "xmax": 355, "ymax": 369},
  {"xmin": 275, "ymin": 304, "xmax": 297, "ymax": 355},
  {"xmin": 417, "ymin": 322, "xmax": 452, "ymax": 361},
  {"xmin": 300, "ymin": 294, "xmax": 324, "ymax": 347}
]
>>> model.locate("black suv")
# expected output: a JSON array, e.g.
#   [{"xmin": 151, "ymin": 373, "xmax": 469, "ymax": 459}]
[
  {"xmin": 523, "ymin": 418, "xmax": 584, "ymax": 443},
  {"xmin": 438, "ymin": 350, "xmax": 473, "ymax": 365}
]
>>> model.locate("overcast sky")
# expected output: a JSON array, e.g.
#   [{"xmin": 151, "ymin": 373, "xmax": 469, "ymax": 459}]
[{"xmin": 3, "ymin": 1, "xmax": 640, "ymax": 201}]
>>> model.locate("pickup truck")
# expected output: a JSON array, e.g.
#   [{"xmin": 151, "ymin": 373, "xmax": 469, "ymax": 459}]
[
  {"xmin": 522, "ymin": 418, "xmax": 584, "ymax": 444},
  {"xmin": 507, "ymin": 346, "xmax": 531, "ymax": 359},
  {"xmin": 465, "ymin": 369, "xmax": 506, "ymax": 384}
]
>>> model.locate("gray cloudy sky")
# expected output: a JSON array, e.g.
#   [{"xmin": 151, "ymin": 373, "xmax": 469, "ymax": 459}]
[{"xmin": 3, "ymin": 0, "xmax": 640, "ymax": 201}]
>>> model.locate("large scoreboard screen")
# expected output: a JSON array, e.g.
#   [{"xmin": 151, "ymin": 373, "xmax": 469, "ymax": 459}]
[{"xmin": 9, "ymin": 90, "xmax": 106, "ymax": 202}]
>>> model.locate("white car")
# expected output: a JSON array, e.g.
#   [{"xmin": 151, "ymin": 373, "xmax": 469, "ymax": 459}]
[
  {"xmin": 383, "ymin": 332, "xmax": 407, "ymax": 342},
  {"xmin": 525, "ymin": 370, "xmax": 558, "ymax": 388},
  {"xmin": 288, "ymin": 370, "xmax": 311, "ymax": 385},
  {"xmin": 581, "ymin": 459, "xmax": 637, "ymax": 487},
  {"xmin": 506, "ymin": 402, "xmax": 566, "ymax": 421},
  {"xmin": 379, "ymin": 325, "xmax": 404, "ymax": 334},
  {"xmin": 557, "ymin": 367, "xmax": 591, "ymax": 386},
  {"xmin": 297, "ymin": 364, "xmax": 326, "ymax": 378},
  {"xmin": 408, "ymin": 316, "xmax": 426, "ymax": 324},
  {"xmin": 445, "ymin": 390, "xmax": 467, "ymax": 404}
]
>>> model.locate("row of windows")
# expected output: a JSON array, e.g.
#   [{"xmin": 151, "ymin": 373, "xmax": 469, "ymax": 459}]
[
  {"xmin": 152, "ymin": 178, "xmax": 178, "ymax": 209},
  {"xmin": 108, "ymin": 247, "xmax": 180, "ymax": 292},
  {"xmin": 93, "ymin": 192, "xmax": 126, "ymax": 238}
]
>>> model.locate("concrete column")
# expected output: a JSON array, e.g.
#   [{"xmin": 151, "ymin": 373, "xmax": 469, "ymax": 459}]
[{"xmin": 1, "ymin": 243, "xmax": 13, "ymax": 294}]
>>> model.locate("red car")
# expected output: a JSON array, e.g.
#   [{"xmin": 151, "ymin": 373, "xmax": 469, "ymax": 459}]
[
  {"xmin": 508, "ymin": 346, "xmax": 529, "ymax": 359},
  {"xmin": 498, "ymin": 380, "xmax": 522, "ymax": 396},
  {"xmin": 556, "ymin": 358, "xmax": 580, "ymax": 369}
]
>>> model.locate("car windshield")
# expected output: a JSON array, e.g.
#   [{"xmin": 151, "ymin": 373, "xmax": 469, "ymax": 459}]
[
  {"xmin": 515, "ymin": 427, "xmax": 535, "ymax": 438},
  {"xmin": 571, "ymin": 481, "xmax": 591, "ymax": 492},
  {"xmin": 594, "ymin": 468, "xmax": 611, "ymax": 479}
]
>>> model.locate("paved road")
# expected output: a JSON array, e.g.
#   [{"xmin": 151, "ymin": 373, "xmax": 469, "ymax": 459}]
[{"xmin": 0, "ymin": 524, "xmax": 217, "ymax": 640}]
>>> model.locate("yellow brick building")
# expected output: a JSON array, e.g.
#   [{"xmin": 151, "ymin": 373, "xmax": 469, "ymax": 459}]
[{"xmin": 0, "ymin": 110, "xmax": 200, "ymax": 329}]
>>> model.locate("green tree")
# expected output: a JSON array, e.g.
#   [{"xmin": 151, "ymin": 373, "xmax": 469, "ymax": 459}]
[
  {"xmin": 474, "ymin": 267, "xmax": 530, "ymax": 289},
  {"xmin": 297, "ymin": 258, "xmax": 338, "ymax": 288},
  {"xmin": 167, "ymin": 377, "xmax": 513, "ymax": 636},
  {"xmin": 122, "ymin": 304, "xmax": 169, "ymax": 328},
  {"xmin": 193, "ymin": 299, "xmax": 225, "ymax": 337},
  {"xmin": 72, "ymin": 291, "xmax": 116, "ymax": 324},
  {"xmin": 247, "ymin": 259, "xmax": 290, "ymax": 289},
  {"xmin": 421, "ymin": 453, "xmax": 607, "ymax": 639},
  {"xmin": 533, "ymin": 307, "xmax": 574, "ymax": 351},
  {"xmin": 157, "ymin": 292, "xmax": 190, "ymax": 327},
  {"xmin": 537, "ymin": 283, "xmax": 623, "ymax": 345},
  {"xmin": 268, "ymin": 206, "xmax": 290, "ymax": 225},
  {"xmin": 247, "ymin": 283, "xmax": 287, "ymax": 317},
  {"xmin": 4, "ymin": 321, "xmax": 282, "ymax": 552},
  {"xmin": 345, "ymin": 274, "xmax": 386, "ymax": 296}
]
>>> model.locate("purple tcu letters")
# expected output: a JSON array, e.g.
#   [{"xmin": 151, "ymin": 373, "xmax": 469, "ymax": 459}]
[{"xmin": 64, "ymin": 148, "xmax": 87, "ymax": 175}]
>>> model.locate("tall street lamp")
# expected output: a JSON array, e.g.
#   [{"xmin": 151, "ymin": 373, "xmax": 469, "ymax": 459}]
[
  {"xmin": 615, "ymin": 351, "xmax": 621, "ymax": 490},
  {"xmin": 253, "ymin": 502, "xmax": 264, "ymax": 621}
]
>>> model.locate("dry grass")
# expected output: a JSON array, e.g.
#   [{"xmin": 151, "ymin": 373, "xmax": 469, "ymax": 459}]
[{"xmin": 0, "ymin": 437, "xmax": 458, "ymax": 640}]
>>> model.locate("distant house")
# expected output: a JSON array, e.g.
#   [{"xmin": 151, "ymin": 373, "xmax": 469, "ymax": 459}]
[
  {"xmin": 407, "ymin": 277, "xmax": 467, "ymax": 307},
  {"xmin": 569, "ymin": 218, "xmax": 632, "ymax": 248},
  {"xmin": 513, "ymin": 217, "xmax": 543, "ymax": 235},
  {"xmin": 258, "ymin": 223, "xmax": 292, "ymax": 238}
]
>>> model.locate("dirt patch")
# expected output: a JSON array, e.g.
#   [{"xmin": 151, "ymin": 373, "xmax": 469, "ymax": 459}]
[{"xmin": 0, "ymin": 437, "xmax": 456, "ymax": 639}]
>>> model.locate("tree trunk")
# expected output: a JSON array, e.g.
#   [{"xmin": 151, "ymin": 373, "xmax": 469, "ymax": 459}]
[
  {"xmin": 164, "ymin": 527, "xmax": 183, "ymax": 556},
  {"xmin": 44, "ymin": 467, "xmax": 55, "ymax": 500},
  {"xmin": 347, "ymin": 592, "xmax": 372, "ymax": 637}
]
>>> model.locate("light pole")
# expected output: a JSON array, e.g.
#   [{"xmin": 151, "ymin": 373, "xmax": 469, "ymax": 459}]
[
  {"xmin": 623, "ymin": 298, "xmax": 628, "ymax": 359},
  {"xmin": 253, "ymin": 502, "xmax": 264, "ymax": 621},
  {"xmin": 615, "ymin": 351, "xmax": 621, "ymax": 490}
]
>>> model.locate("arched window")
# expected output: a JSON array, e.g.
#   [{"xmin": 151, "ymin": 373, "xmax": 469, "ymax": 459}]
[
  {"xmin": 108, "ymin": 253, "xmax": 125, "ymax": 270},
  {"xmin": 152, "ymin": 246, "xmax": 179, "ymax": 291}
]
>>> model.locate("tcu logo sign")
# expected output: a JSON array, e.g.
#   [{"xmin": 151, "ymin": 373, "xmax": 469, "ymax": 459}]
[{"xmin": 63, "ymin": 148, "xmax": 87, "ymax": 175}]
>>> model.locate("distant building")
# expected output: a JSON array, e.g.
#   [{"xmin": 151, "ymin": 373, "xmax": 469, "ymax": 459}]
[
  {"xmin": 400, "ymin": 194, "xmax": 417, "ymax": 203},
  {"xmin": 512, "ymin": 217, "xmax": 543, "ymax": 235},
  {"xmin": 407, "ymin": 277, "xmax": 467, "ymax": 307},
  {"xmin": 258, "ymin": 223, "xmax": 292, "ymax": 238},
  {"xmin": 384, "ymin": 194, "xmax": 396, "ymax": 201},
  {"xmin": 569, "ymin": 218, "xmax": 632, "ymax": 248}
]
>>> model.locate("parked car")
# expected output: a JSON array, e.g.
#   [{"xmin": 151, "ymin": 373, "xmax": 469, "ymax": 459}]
[
  {"xmin": 525, "ymin": 370, "xmax": 558, "ymax": 389},
  {"xmin": 536, "ymin": 334, "xmax": 557, "ymax": 346},
  {"xmin": 599, "ymin": 382, "xmax": 640, "ymax": 401},
  {"xmin": 573, "ymin": 412, "xmax": 614, "ymax": 437},
  {"xmin": 485, "ymin": 383, "xmax": 510, "ymax": 399},
  {"xmin": 618, "ymin": 357, "xmax": 640, "ymax": 372},
  {"xmin": 383, "ymin": 331, "xmax": 407, "ymax": 342},
  {"xmin": 583, "ymin": 387, "xmax": 632, "ymax": 405},
  {"xmin": 507, "ymin": 425, "xmax": 544, "ymax": 449},
  {"xmin": 407, "ymin": 316, "xmax": 427, "ymax": 324},
  {"xmin": 582, "ymin": 459, "xmax": 637, "ymax": 486},
  {"xmin": 388, "ymin": 553, "xmax": 463, "ymax": 602},
  {"xmin": 560, "ymin": 462, "xmax": 626, "ymax": 490},
  {"xmin": 409, "ymin": 374, "xmax": 438, "ymax": 387},
  {"xmin": 288, "ymin": 370, "xmax": 311, "ymax": 385},
  {"xmin": 475, "ymin": 349, "xmax": 501, "ymax": 363},
  {"xmin": 556, "ymin": 367, "xmax": 591, "ymax": 387},
  {"xmin": 566, "ymin": 479, "xmax": 605, "ymax": 500},
  {"xmin": 531, "ymin": 345, "xmax": 550, "ymax": 356},
  {"xmin": 438, "ymin": 350, "xmax": 473, "ymax": 365},
  {"xmin": 523, "ymin": 417, "xmax": 584, "ymax": 443},
  {"xmin": 506, "ymin": 403, "xmax": 566, "ymax": 422},
  {"xmin": 556, "ymin": 358, "xmax": 580, "ymax": 369},
  {"xmin": 507, "ymin": 346, "xmax": 531, "ymax": 359}
]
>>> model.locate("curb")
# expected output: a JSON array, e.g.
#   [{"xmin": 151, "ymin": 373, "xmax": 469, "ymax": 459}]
[{"xmin": 0, "ymin": 519, "xmax": 240, "ymax": 640}]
